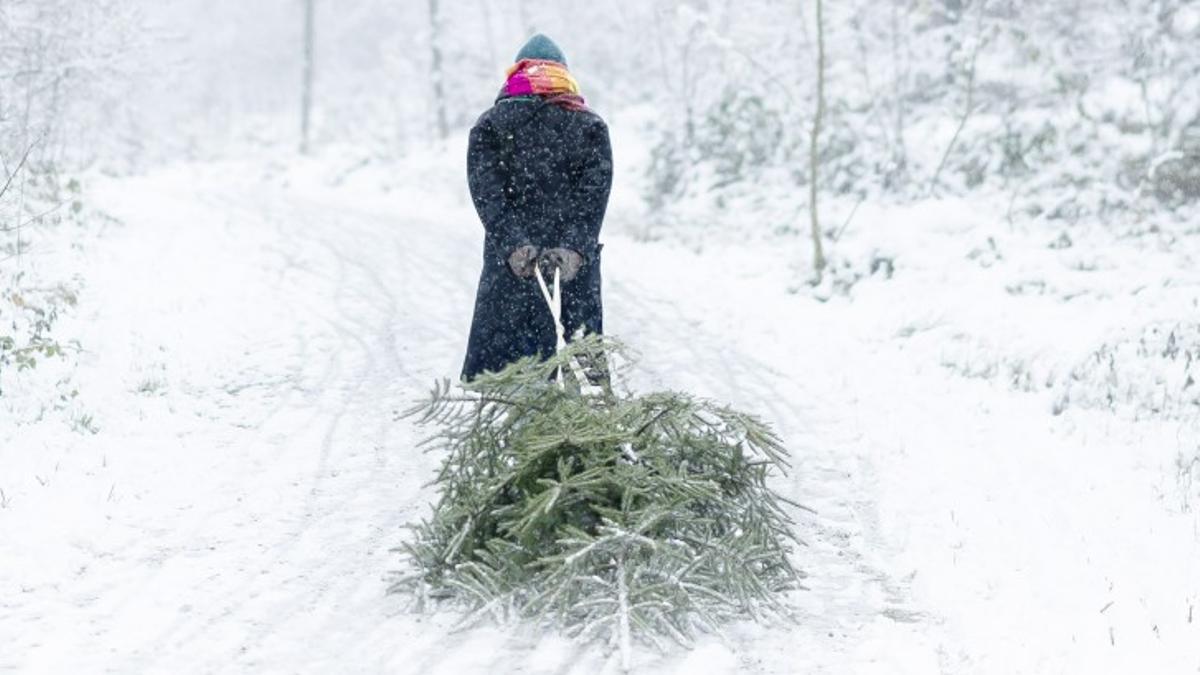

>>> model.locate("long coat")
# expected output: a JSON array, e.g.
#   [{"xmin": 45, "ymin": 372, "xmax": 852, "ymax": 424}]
[{"xmin": 461, "ymin": 97, "xmax": 613, "ymax": 380}]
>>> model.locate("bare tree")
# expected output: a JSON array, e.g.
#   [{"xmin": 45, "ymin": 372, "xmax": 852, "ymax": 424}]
[
  {"xmin": 300, "ymin": 0, "xmax": 315, "ymax": 154},
  {"xmin": 808, "ymin": 0, "xmax": 827, "ymax": 283},
  {"xmin": 428, "ymin": 0, "xmax": 449, "ymax": 141}
]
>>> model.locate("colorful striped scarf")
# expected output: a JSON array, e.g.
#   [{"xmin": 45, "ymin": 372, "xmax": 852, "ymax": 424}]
[{"xmin": 500, "ymin": 59, "xmax": 589, "ymax": 112}]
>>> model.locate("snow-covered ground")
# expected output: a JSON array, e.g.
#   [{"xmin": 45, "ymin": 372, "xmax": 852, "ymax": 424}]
[{"xmin": 2, "ymin": 128, "xmax": 1198, "ymax": 673}]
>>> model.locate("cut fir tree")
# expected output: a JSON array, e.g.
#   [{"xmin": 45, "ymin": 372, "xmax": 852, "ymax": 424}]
[{"xmin": 390, "ymin": 335, "xmax": 804, "ymax": 669}]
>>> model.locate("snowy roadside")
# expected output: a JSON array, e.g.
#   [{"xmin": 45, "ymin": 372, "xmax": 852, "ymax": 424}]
[
  {"xmin": 612, "ymin": 104, "xmax": 1200, "ymax": 671},
  {"xmin": 0, "ymin": 133, "xmax": 1197, "ymax": 674},
  {"xmin": 613, "ymin": 230, "xmax": 1200, "ymax": 673}
]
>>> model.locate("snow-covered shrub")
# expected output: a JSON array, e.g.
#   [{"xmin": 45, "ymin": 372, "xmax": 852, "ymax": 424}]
[
  {"xmin": 807, "ymin": 248, "xmax": 895, "ymax": 299},
  {"xmin": 0, "ymin": 171, "xmax": 87, "ymax": 420},
  {"xmin": 936, "ymin": 318, "xmax": 1200, "ymax": 422},
  {"xmin": 0, "ymin": 2, "xmax": 134, "ymax": 421},
  {"xmin": 937, "ymin": 334, "xmax": 1053, "ymax": 395},
  {"xmin": 637, "ymin": 0, "xmax": 1200, "ymax": 241},
  {"xmin": 1177, "ymin": 449, "xmax": 1200, "ymax": 513},
  {"xmin": 0, "ymin": 274, "xmax": 78, "ymax": 396},
  {"xmin": 645, "ymin": 90, "xmax": 791, "ymax": 211},
  {"xmin": 1148, "ymin": 141, "xmax": 1200, "ymax": 209},
  {"xmin": 1055, "ymin": 321, "xmax": 1200, "ymax": 420},
  {"xmin": 694, "ymin": 90, "xmax": 786, "ymax": 190},
  {"xmin": 643, "ymin": 131, "xmax": 689, "ymax": 213},
  {"xmin": 392, "ymin": 337, "xmax": 802, "ymax": 662}
]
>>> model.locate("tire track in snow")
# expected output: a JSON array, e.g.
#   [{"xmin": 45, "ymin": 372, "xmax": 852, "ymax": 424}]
[
  {"xmin": 72, "ymin": 183, "xmax": 446, "ymax": 671},
  {"xmin": 103, "ymin": 192, "xmax": 364, "ymax": 667},
  {"xmin": 137, "ymin": 187, "xmax": 475, "ymax": 671},
  {"xmin": 144, "ymin": 194, "xmax": 454, "ymax": 668},
  {"xmin": 34, "ymin": 182, "xmax": 366, "ymax": 672}
]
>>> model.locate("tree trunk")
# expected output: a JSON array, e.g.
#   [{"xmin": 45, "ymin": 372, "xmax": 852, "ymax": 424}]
[
  {"xmin": 428, "ymin": 0, "xmax": 449, "ymax": 141},
  {"xmin": 300, "ymin": 0, "xmax": 315, "ymax": 154},
  {"xmin": 808, "ymin": 0, "xmax": 827, "ymax": 282}
]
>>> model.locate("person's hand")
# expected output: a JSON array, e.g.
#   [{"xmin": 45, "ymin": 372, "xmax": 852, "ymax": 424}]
[
  {"xmin": 508, "ymin": 245, "xmax": 539, "ymax": 278},
  {"xmin": 538, "ymin": 247, "xmax": 584, "ymax": 282}
]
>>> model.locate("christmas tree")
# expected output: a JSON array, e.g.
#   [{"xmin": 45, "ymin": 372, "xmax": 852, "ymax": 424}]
[{"xmin": 390, "ymin": 335, "xmax": 803, "ymax": 669}]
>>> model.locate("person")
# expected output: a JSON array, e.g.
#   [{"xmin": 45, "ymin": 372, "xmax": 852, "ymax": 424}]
[{"xmin": 461, "ymin": 34, "xmax": 613, "ymax": 381}]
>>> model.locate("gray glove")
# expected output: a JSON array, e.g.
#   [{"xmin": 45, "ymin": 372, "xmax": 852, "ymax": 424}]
[
  {"xmin": 508, "ymin": 245, "xmax": 539, "ymax": 278},
  {"xmin": 538, "ymin": 247, "xmax": 584, "ymax": 282}
]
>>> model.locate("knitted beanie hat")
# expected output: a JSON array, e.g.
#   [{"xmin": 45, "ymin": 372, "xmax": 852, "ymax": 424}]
[{"xmin": 515, "ymin": 33, "xmax": 567, "ymax": 66}]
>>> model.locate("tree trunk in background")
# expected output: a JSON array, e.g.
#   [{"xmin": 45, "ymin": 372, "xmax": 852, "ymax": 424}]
[
  {"xmin": 428, "ymin": 0, "xmax": 449, "ymax": 141},
  {"xmin": 300, "ymin": 0, "xmax": 315, "ymax": 154},
  {"xmin": 890, "ymin": 2, "xmax": 909, "ymax": 179},
  {"xmin": 808, "ymin": 0, "xmax": 827, "ymax": 283}
]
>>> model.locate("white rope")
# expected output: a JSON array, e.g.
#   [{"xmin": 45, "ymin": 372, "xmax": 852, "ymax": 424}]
[
  {"xmin": 534, "ymin": 264, "xmax": 591, "ymax": 389},
  {"xmin": 534, "ymin": 264, "xmax": 566, "ymax": 386}
]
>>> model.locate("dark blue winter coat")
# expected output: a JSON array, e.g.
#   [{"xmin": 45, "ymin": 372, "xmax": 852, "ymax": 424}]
[{"xmin": 461, "ymin": 97, "xmax": 613, "ymax": 380}]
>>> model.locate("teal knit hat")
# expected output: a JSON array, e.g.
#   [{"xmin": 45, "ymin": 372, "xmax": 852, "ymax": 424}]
[{"xmin": 515, "ymin": 34, "xmax": 566, "ymax": 66}]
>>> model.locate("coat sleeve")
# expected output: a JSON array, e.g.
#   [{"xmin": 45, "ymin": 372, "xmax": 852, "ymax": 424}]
[
  {"xmin": 468, "ymin": 119, "xmax": 530, "ymax": 261},
  {"xmin": 557, "ymin": 117, "xmax": 613, "ymax": 258}
]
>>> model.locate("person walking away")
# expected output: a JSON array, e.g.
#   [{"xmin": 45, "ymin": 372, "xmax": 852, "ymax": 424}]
[{"xmin": 461, "ymin": 34, "xmax": 613, "ymax": 381}]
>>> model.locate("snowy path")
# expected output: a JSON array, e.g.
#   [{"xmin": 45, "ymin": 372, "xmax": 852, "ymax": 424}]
[{"xmin": 2, "ymin": 155, "xmax": 1197, "ymax": 674}]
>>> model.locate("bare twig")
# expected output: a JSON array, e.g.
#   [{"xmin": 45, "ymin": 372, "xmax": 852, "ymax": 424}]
[
  {"xmin": 1137, "ymin": 78, "xmax": 1158, "ymax": 152},
  {"xmin": 0, "ymin": 201, "xmax": 66, "ymax": 233},
  {"xmin": 634, "ymin": 406, "xmax": 673, "ymax": 437},
  {"xmin": 721, "ymin": 39, "xmax": 801, "ymax": 112},
  {"xmin": 0, "ymin": 141, "xmax": 37, "ymax": 201},
  {"xmin": 427, "ymin": 393, "xmax": 549, "ymax": 414},
  {"xmin": 832, "ymin": 195, "xmax": 866, "ymax": 243}
]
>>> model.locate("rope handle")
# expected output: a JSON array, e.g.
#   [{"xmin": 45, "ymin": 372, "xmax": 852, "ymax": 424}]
[{"xmin": 534, "ymin": 264, "xmax": 590, "ymax": 388}]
